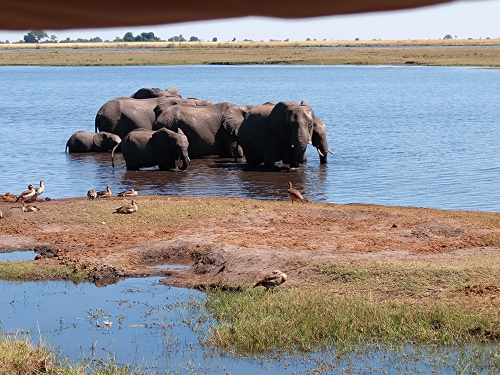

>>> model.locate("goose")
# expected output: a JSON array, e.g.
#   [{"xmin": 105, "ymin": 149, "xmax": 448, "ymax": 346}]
[
  {"xmin": 253, "ymin": 270, "xmax": 287, "ymax": 291},
  {"xmin": 34, "ymin": 179, "xmax": 45, "ymax": 197},
  {"xmin": 114, "ymin": 200, "xmax": 138, "ymax": 214},
  {"xmin": 16, "ymin": 185, "xmax": 36, "ymax": 202},
  {"xmin": 286, "ymin": 181, "xmax": 303, "ymax": 203},
  {"xmin": 117, "ymin": 188, "xmax": 138, "ymax": 197},
  {"xmin": 87, "ymin": 190, "xmax": 97, "ymax": 201},
  {"xmin": 96, "ymin": 185, "xmax": 112, "ymax": 199},
  {"xmin": 22, "ymin": 202, "xmax": 41, "ymax": 212}
]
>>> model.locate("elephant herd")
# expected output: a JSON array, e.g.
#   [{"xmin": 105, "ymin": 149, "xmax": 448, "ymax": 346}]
[{"xmin": 66, "ymin": 87, "xmax": 333, "ymax": 171}]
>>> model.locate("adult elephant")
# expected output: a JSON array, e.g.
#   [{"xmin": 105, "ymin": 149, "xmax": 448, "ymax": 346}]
[
  {"xmin": 95, "ymin": 94, "xmax": 214, "ymax": 139},
  {"xmin": 65, "ymin": 131, "xmax": 121, "ymax": 153},
  {"xmin": 130, "ymin": 87, "xmax": 182, "ymax": 99},
  {"xmin": 297, "ymin": 117, "xmax": 334, "ymax": 164},
  {"xmin": 153, "ymin": 102, "xmax": 253, "ymax": 159},
  {"xmin": 111, "ymin": 128, "xmax": 189, "ymax": 171},
  {"xmin": 238, "ymin": 101, "xmax": 315, "ymax": 168}
]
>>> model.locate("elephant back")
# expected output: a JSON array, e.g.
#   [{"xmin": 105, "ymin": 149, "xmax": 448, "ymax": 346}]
[{"xmin": 130, "ymin": 87, "xmax": 182, "ymax": 99}]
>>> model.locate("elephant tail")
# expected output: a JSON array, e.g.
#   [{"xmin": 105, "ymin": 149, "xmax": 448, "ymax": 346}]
[{"xmin": 111, "ymin": 142, "xmax": 121, "ymax": 168}]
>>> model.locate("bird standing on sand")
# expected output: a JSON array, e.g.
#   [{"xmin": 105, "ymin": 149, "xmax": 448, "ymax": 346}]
[
  {"xmin": 22, "ymin": 202, "xmax": 41, "ymax": 212},
  {"xmin": 117, "ymin": 188, "xmax": 137, "ymax": 197},
  {"xmin": 16, "ymin": 185, "xmax": 36, "ymax": 202},
  {"xmin": 0, "ymin": 209, "xmax": 3, "ymax": 218},
  {"xmin": 96, "ymin": 185, "xmax": 112, "ymax": 199},
  {"xmin": 114, "ymin": 200, "xmax": 138, "ymax": 214},
  {"xmin": 87, "ymin": 190, "xmax": 97, "ymax": 201},
  {"xmin": 34, "ymin": 179, "xmax": 45, "ymax": 198},
  {"xmin": 286, "ymin": 181, "xmax": 303, "ymax": 203},
  {"xmin": 253, "ymin": 270, "xmax": 287, "ymax": 291}
]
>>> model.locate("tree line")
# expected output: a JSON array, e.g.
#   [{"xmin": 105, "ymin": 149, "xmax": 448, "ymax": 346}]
[{"xmin": 2, "ymin": 31, "xmax": 213, "ymax": 44}]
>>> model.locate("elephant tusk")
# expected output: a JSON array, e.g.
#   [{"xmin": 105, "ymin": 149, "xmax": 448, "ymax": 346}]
[
  {"xmin": 328, "ymin": 148, "xmax": 335, "ymax": 155},
  {"xmin": 307, "ymin": 140, "xmax": 312, "ymax": 145},
  {"xmin": 187, "ymin": 157, "xmax": 191, "ymax": 162},
  {"xmin": 317, "ymin": 148, "xmax": 325, "ymax": 157}
]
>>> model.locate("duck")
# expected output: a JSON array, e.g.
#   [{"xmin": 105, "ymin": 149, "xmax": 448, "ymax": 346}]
[
  {"xmin": 96, "ymin": 185, "xmax": 112, "ymax": 199},
  {"xmin": 253, "ymin": 270, "xmax": 287, "ymax": 291},
  {"xmin": 1, "ymin": 192, "xmax": 17, "ymax": 202},
  {"xmin": 16, "ymin": 184, "xmax": 36, "ymax": 202},
  {"xmin": 34, "ymin": 179, "xmax": 45, "ymax": 197},
  {"xmin": 22, "ymin": 202, "xmax": 41, "ymax": 212},
  {"xmin": 87, "ymin": 190, "xmax": 97, "ymax": 201},
  {"xmin": 117, "ymin": 188, "xmax": 138, "ymax": 197},
  {"xmin": 286, "ymin": 181, "xmax": 303, "ymax": 203},
  {"xmin": 114, "ymin": 200, "xmax": 138, "ymax": 214}
]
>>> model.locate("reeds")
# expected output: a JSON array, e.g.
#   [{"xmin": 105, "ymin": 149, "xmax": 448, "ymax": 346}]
[{"xmin": 0, "ymin": 261, "xmax": 91, "ymax": 282}]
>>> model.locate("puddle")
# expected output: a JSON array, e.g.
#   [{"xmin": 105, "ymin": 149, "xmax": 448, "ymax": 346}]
[
  {"xmin": 0, "ymin": 251, "xmax": 36, "ymax": 261},
  {"xmin": 145, "ymin": 259, "xmax": 194, "ymax": 270},
  {"xmin": 149, "ymin": 264, "xmax": 189, "ymax": 270},
  {"xmin": 0, "ymin": 278, "xmax": 498, "ymax": 374}
]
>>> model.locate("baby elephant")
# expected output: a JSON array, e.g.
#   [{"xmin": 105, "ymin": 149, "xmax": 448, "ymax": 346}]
[
  {"xmin": 66, "ymin": 131, "xmax": 121, "ymax": 153},
  {"xmin": 112, "ymin": 128, "xmax": 189, "ymax": 171}
]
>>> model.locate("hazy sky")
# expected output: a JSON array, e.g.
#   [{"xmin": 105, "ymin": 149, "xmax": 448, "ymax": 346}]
[{"xmin": 0, "ymin": 0, "xmax": 498, "ymax": 43}]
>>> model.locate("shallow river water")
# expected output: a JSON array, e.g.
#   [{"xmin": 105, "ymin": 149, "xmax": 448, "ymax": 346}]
[{"xmin": 0, "ymin": 65, "xmax": 499, "ymax": 211}]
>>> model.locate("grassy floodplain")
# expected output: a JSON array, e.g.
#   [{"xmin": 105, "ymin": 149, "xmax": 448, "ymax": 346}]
[{"xmin": 1, "ymin": 39, "xmax": 500, "ymax": 66}]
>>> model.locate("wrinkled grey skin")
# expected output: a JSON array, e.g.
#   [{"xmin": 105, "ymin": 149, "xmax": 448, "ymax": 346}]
[
  {"xmin": 65, "ymin": 131, "xmax": 121, "ymax": 153},
  {"xmin": 238, "ymin": 101, "xmax": 314, "ymax": 168},
  {"xmin": 153, "ymin": 102, "xmax": 253, "ymax": 159},
  {"xmin": 311, "ymin": 117, "xmax": 330, "ymax": 164},
  {"xmin": 130, "ymin": 87, "xmax": 182, "ymax": 99},
  {"xmin": 111, "ymin": 128, "xmax": 189, "ymax": 171},
  {"xmin": 95, "ymin": 88, "xmax": 214, "ymax": 139}
]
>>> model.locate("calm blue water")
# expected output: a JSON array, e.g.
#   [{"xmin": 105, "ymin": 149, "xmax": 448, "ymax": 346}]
[{"xmin": 0, "ymin": 65, "xmax": 499, "ymax": 211}]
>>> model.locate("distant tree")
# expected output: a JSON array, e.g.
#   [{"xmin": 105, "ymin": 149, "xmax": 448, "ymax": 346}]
[
  {"xmin": 89, "ymin": 37, "xmax": 103, "ymax": 43},
  {"xmin": 189, "ymin": 36, "xmax": 200, "ymax": 42},
  {"xmin": 23, "ymin": 30, "xmax": 48, "ymax": 43},
  {"xmin": 284, "ymin": 38, "xmax": 289, "ymax": 42},
  {"xmin": 306, "ymin": 38, "xmax": 311, "ymax": 41},
  {"xmin": 355, "ymin": 37, "xmax": 360, "ymax": 41},
  {"xmin": 113, "ymin": 36, "xmax": 123, "ymax": 42},
  {"xmin": 212, "ymin": 37, "xmax": 217, "ymax": 42},
  {"xmin": 168, "ymin": 34, "xmax": 186, "ymax": 42},
  {"xmin": 50, "ymin": 34, "xmax": 57, "ymax": 42},
  {"xmin": 123, "ymin": 32, "xmax": 135, "ymax": 42},
  {"xmin": 140, "ymin": 32, "xmax": 160, "ymax": 42},
  {"xmin": 443, "ymin": 34, "xmax": 452, "ymax": 40},
  {"xmin": 232, "ymin": 37, "xmax": 236, "ymax": 42}
]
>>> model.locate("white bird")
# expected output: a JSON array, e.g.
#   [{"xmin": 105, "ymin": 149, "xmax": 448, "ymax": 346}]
[
  {"xmin": 114, "ymin": 200, "xmax": 138, "ymax": 214},
  {"xmin": 253, "ymin": 270, "xmax": 287, "ymax": 291},
  {"xmin": 22, "ymin": 202, "xmax": 41, "ymax": 212},
  {"xmin": 34, "ymin": 179, "xmax": 45, "ymax": 197},
  {"xmin": 286, "ymin": 181, "xmax": 303, "ymax": 203},
  {"xmin": 117, "ymin": 188, "xmax": 137, "ymax": 197}
]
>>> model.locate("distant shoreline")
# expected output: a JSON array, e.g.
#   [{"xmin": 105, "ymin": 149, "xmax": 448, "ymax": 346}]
[{"xmin": 1, "ymin": 40, "xmax": 500, "ymax": 66}]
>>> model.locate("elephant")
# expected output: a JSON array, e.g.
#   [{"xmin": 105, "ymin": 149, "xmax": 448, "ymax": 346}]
[
  {"xmin": 95, "ymin": 94, "xmax": 214, "ymax": 139},
  {"xmin": 238, "ymin": 101, "xmax": 315, "ymax": 169},
  {"xmin": 310, "ymin": 116, "xmax": 334, "ymax": 164},
  {"xmin": 111, "ymin": 128, "xmax": 189, "ymax": 171},
  {"xmin": 130, "ymin": 87, "xmax": 182, "ymax": 99},
  {"xmin": 65, "ymin": 131, "xmax": 121, "ymax": 153},
  {"xmin": 153, "ymin": 102, "xmax": 253, "ymax": 159}
]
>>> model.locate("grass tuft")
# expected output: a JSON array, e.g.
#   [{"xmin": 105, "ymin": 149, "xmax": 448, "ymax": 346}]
[
  {"xmin": 206, "ymin": 287, "xmax": 500, "ymax": 354},
  {"xmin": 0, "ymin": 261, "xmax": 91, "ymax": 283}
]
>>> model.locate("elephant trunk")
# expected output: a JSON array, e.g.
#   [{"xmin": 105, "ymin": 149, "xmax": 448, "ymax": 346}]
[{"xmin": 179, "ymin": 151, "xmax": 189, "ymax": 170}]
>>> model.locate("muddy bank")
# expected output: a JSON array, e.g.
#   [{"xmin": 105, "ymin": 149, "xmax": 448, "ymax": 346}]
[{"xmin": 1, "ymin": 196, "xmax": 499, "ymax": 288}]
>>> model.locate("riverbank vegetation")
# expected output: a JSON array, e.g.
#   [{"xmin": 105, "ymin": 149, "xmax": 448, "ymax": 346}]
[
  {"xmin": 0, "ymin": 261, "xmax": 91, "ymax": 282},
  {"xmin": 1, "ymin": 40, "xmax": 500, "ymax": 66},
  {"xmin": 0, "ymin": 334, "xmax": 141, "ymax": 374}
]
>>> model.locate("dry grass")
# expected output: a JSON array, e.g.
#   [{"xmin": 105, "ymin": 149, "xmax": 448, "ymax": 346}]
[{"xmin": 1, "ymin": 42, "xmax": 500, "ymax": 66}]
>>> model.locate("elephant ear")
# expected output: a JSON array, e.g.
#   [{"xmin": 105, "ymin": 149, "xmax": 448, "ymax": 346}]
[
  {"xmin": 130, "ymin": 87, "xmax": 163, "ymax": 99},
  {"xmin": 222, "ymin": 106, "xmax": 250, "ymax": 136},
  {"xmin": 93, "ymin": 133, "xmax": 104, "ymax": 148},
  {"xmin": 300, "ymin": 100, "xmax": 310, "ymax": 107},
  {"xmin": 154, "ymin": 97, "xmax": 180, "ymax": 118}
]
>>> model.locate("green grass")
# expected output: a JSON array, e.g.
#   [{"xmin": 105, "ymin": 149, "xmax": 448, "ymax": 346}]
[
  {"xmin": 0, "ymin": 334, "xmax": 142, "ymax": 374},
  {"xmin": 206, "ymin": 287, "xmax": 500, "ymax": 354},
  {"xmin": 0, "ymin": 261, "xmax": 91, "ymax": 283}
]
